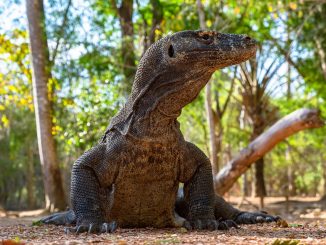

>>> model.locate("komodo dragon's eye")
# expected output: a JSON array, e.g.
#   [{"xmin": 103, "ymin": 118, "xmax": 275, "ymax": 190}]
[{"xmin": 168, "ymin": 44, "xmax": 175, "ymax": 58}]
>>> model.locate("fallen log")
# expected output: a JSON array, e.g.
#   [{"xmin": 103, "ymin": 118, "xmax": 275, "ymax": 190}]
[{"xmin": 214, "ymin": 108, "xmax": 325, "ymax": 195}]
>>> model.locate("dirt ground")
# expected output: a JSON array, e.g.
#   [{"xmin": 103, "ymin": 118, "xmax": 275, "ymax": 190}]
[{"xmin": 1, "ymin": 197, "xmax": 326, "ymax": 244}]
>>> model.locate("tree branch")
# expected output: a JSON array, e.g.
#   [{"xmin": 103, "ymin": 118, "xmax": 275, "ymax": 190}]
[
  {"xmin": 50, "ymin": 0, "xmax": 72, "ymax": 64},
  {"xmin": 315, "ymin": 37, "xmax": 326, "ymax": 80},
  {"xmin": 214, "ymin": 108, "xmax": 325, "ymax": 195},
  {"xmin": 220, "ymin": 68, "xmax": 236, "ymax": 117}
]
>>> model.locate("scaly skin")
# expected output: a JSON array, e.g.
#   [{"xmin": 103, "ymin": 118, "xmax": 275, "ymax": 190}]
[{"xmin": 41, "ymin": 30, "xmax": 280, "ymax": 233}]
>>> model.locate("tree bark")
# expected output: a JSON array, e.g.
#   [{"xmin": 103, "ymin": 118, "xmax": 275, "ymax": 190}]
[
  {"xmin": 111, "ymin": 0, "xmax": 136, "ymax": 93},
  {"xmin": 196, "ymin": 0, "xmax": 219, "ymax": 174},
  {"xmin": 251, "ymin": 124, "xmax": 267, "ymax": 198},
  {"xmin": 322, "ymin": 155, "xmax": 326, "ymax": 198},
  {"xmin": 214, "ymin": 108, "xmax": 324, "ymax": 195},
  {"xmin": 254, "ymin": 157, "xmax": 266, "ymax": 197},
  {"xmin": 315, "ymin": 38, "xmax": 326, "ymax": 81},
  {"xmin": 26, "ymin": 0, "xmax": 66, "ymax": 210},
  {"xmin": 238, "ymin": 50, "xmax": 284, "ymax": 198},
  {"xmin": 205, "ymin": 82, "xmax": 219, "ymax": 174},
  {"xmin": 140, "ymin": 0, "xmax": 164, "ymax": 54},
  {"xmin": 26, "ymin": 145, "xmax": 36, "ymax": 209},
  {"xmin": 148, "ymin": 0, "xmax": 163, "ymax": 46}
]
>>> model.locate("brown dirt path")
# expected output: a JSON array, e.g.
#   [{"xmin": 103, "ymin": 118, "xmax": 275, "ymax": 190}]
[
  {"xmin": 1, "ymin": 197, "xmax": 326, "ymax": 244},
  {"xmin": 1, "ymin": 222, "xmax": 326, "ymax": 244}
]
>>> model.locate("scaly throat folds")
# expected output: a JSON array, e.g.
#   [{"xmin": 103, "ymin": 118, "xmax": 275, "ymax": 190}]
[{"xmin": 154, "ymin": 70, "xmax": 213, "ymax": 118}]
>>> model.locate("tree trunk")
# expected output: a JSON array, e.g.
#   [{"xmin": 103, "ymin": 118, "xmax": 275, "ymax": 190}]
[
  {"xmin": 111, "ymin": 0, "xmax": 136, "ymax": 93},
  {"xmin": 148, "ymin": 0, "xmax": 163, "ymax": 46},
  {"xmin": 252, "ymin": 125, "xmax": 267, "ymax": 198},
  {"xmin": 196, "ymin": 0, "xmax": 219, "ymax": 175},
  {"xmin": 255, "ymin": 158, "xmax": 266, "ymax": 197},
  {"xmin": 214, "ymin": 108, "xmax": 324, "ymax": 195},
  {"xmin": 315, "ymin": 36, "xmax": 326, "ymax": 81},
  {"xmin": 26, "ymin": 0, "xmax": 66, "ymax": 210},
  {"xmin": 285, "ymin": 30, "xmax": 295, "ymax": 197},
  {"xmin": 205, "ymin": 82, "xmax": 219, "ymax": 174},
  {"xmin": 26, "ymin": 145, "xmax": 36, "ymax": 209},
  {"xmin": 239, "ymin": 106, "xmax": 250, "ymax": 196},
  {"xmin": 321, "ymin": 155, "xmax": 326, "ymax": 198},
  {"xmin": 255, "ymin": 157, "xmax": 266, "ymax": 208},
  {"xmin": 139, "ymin": 0, "xmax": 163, "ymax": 54},
  {"xmin": 242, "ymin": 172, "xmax": 249, "ymax": 196}
]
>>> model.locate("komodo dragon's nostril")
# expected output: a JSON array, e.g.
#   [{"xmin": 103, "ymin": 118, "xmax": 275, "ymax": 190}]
[{"xmin": 202, "ymin": 34, "xmax": 210, "ymax": 40}]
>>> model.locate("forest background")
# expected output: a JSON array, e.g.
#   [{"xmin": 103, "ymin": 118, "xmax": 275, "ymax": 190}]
[{"xmin": 0, "ymin": 0, "xmax": 326, "ymax": 212}]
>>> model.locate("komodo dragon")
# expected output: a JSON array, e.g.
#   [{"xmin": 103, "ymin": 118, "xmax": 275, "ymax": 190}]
[{"xmin": 41, "ymin": 30, "xmax": 280, "ymax": 233}]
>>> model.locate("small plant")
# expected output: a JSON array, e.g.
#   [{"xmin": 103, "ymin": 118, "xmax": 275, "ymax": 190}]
[{"xmin": 270, "ymin": 239, "xmax": 300, "ymax": 245}]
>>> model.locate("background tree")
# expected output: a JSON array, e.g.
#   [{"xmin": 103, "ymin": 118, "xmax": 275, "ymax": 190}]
[
  {"xmin": 237, "ymin": 46, "xmax": 283, "ymax": 205},
  {"xmin": 26, "ymin": 0, "xmax": 66, "ymax": 210},
  {"xmin": 109, "ymin": 0, "xmax": 136, "ymax": 94},
  {"xmin": 196, "ymin": 0, "xmax": 237, "ymax": 177}
]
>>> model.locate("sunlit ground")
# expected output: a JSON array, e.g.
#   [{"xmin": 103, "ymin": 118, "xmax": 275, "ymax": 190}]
[{"xmin": 1, "ymin": 197, "xmax": 326, "ymax": 244}]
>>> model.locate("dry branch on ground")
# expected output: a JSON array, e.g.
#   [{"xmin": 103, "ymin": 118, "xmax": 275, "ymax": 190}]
[{"xmin": 215, "ymin": 108, "xmax": 325, "ymax": 195}]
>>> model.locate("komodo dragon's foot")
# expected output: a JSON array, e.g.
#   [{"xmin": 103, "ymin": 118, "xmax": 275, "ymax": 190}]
[
  {"xmin": 64, "ymin": 220, "xmax": 117, "ymax": 234},
  {"xmin": 234, "ymin": 211, "xmax": 280, "ymax": 224},
  {"xmin": 40, "ymin": 210, "xmax": 117, "ymax": 233},
  {"xmin": 40, "ymin": 210, "xmax": 76, "ymax": 225},
  {"xmin": 183, "ymin": 219, "xmax": 239, "ymax": 230}
]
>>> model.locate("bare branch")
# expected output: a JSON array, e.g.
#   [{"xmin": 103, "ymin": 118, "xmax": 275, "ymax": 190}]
[
  {"xmin": 220, "ymin": 67, "xmax": 237, "ymax": 117},
  {"xmin": 259, "ymin": 56, "xmax": 279, "ymax": 88},
  {"xmin": 239, "ymin": 63, "xmax": 253, "ymax": 98},
  {"xmin": 261, "ymin": 58, "xmax": 286, "ymax": 93},
  {"xmin": 196, "ymin": 0, "xmax": 206, "ymax": 29},
  {"xmin": 214, "ymin": 108, "xmax": 325, "ymax": 195},
  {"xmin": 50, "ymin": 0, "xmax": 72, "ymax": 64}
]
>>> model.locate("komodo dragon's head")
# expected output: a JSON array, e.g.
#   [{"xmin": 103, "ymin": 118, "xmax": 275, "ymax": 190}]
[{"xmin": 107, "ymin": 30, "xmax": 257, "ymax": 136}]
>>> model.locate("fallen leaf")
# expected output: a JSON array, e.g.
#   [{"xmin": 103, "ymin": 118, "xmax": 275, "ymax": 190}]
[{"xmin": 277, "ymin": 219, "xmax": 289, "ymax": 228}]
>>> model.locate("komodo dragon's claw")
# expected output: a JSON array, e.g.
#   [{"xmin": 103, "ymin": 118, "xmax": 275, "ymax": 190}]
[
  {"xmin": 183, "ymin": 218, "xmax": 239, "ymax": 230},
  {"xmin": 40, "ymin": 210, "xmax": 76, "ymax": 225},
  {"xmin": 64, "ymin": 221, "xmax": 117, "ymax": 234},
  {"xmin": 234, "ymin": 211, "xmax": 280, "ymax": 224},
  {"xmin": 221, "ymin": 219, "xmax": 240, "ymax": 229}
]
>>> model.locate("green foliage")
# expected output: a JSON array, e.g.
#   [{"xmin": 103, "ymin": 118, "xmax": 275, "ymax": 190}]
[
  {"xmin": 32, "ymin": 220, "xmax": 43, "ymax": 226},
  {"xmin": 0, "ymin": 29, "xmax": 44, "ymax": 209}
]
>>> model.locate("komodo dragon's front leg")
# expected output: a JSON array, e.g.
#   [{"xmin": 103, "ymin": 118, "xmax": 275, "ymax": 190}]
[
  {"xmin": 42, "ymin": 143, "xmax": 118, "ymax": 233},
  {"xmin": 177, "ymin": 142, "xmax": 279, "ymax": 229},
  {"xmin": 68, "ymin": 143, "xmax": 119, "ymax": 233},
  {"xmin": 179, "ymin": 143, "xmax": 238, "ymax": 230}
]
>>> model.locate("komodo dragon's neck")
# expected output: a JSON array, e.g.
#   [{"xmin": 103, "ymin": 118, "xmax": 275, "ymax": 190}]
[
  {"xmin": 102, "ymin": 30, "xmax": 257, "ymax": 143},
  {"xmin": 109, "ymin": 68, "xmax": 214, "ymax": 142},
  {"xmin": 129, "ymin": 69, "xmax": 214, "ymax": 139}
]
